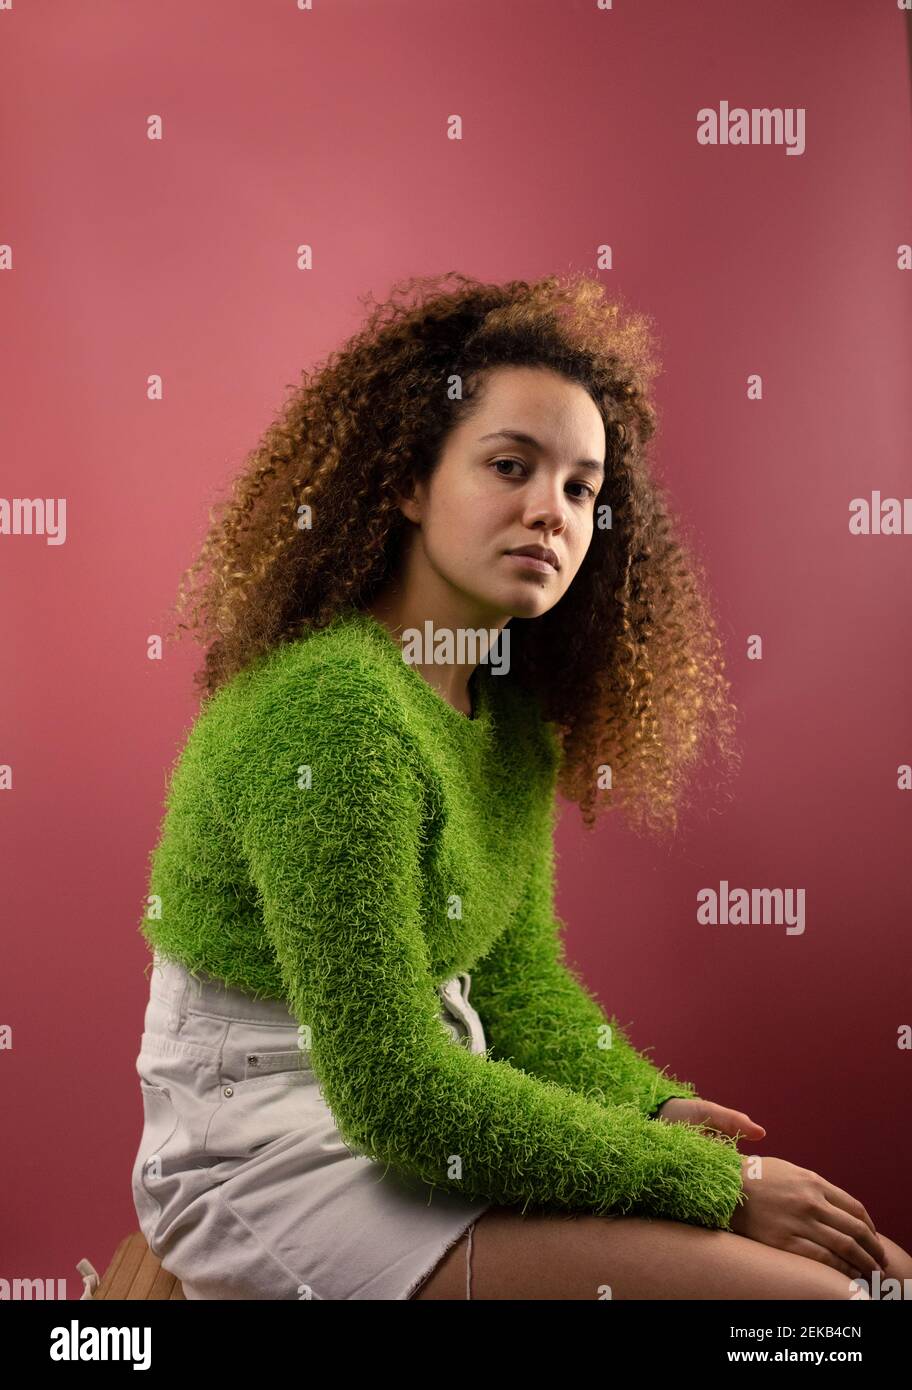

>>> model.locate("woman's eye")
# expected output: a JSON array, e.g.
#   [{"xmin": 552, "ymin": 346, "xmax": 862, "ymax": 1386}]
[{"xmin": 492, "ymin": 459, "xmax": 595, "ymax": 502}]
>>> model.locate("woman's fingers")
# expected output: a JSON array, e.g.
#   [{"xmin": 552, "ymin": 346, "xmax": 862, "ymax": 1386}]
[
  {"xmin": 732, "ymin": 1111, "xmax": 766, "ymax": 1135},
  {"xmin": 818, "ymin": 1203, "xmax": 886, "ymax": 1268},
  {"xmin": 818, "ymin": 1180, "xmax": 883, "ymax": 1248},
  {"xmin": 699, "ymin": 1104, "xmax": 765, "ymax": 1137},
  {"xmin": 805, "ymin": 1213, "xmax": 884, "ymax": 1278},
  {"xmin": 788, "ymin": 1237, "xmax": 864, "ymax": 1283}
]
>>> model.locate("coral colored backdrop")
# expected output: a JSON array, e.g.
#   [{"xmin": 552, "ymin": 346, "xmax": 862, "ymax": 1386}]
[{"xmin": 1, "ymin": 0, "xmax": 910, "ymax": 1294}]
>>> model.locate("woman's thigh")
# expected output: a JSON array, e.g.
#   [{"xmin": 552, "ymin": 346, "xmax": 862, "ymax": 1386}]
[{"xmin": 411, "ymin": 1207, "xmax": 870, "ymax": 1301}]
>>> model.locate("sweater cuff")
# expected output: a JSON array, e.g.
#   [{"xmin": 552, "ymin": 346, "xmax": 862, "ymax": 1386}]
[
  {"xmin": 643, "ymin": 1124, "xmax": 746, "ymax": 1230},
  {"xmin": 644, "ymin": 1076, "xmax": 699, "ymax": 1120}
]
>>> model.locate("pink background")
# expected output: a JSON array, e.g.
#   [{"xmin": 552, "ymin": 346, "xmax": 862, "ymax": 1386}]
[{"xmin": 2, "ymin": 0, "xmax": 910, "ymax": 1292}]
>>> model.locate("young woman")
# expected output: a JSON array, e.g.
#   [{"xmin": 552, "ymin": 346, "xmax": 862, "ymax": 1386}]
[{"xmin": 131, "ymin": 271, "xmax": 911, "ymax": 1300}]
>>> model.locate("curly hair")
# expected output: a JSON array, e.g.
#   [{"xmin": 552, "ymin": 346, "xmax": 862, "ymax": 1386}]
[{"xmin": 167, "ymin": 270, "xmax": 741, "ymax": 838}]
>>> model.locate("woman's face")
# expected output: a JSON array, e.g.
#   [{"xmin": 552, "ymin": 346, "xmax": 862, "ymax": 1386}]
[{"xmin": 397, "ymin": 364, "xmax": 606, "ymax": 627}]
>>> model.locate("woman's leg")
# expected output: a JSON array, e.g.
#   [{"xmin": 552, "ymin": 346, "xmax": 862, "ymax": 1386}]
[{"xmin": 411, "ymin": 1208, "xmax": 905, "ymax": 1300}]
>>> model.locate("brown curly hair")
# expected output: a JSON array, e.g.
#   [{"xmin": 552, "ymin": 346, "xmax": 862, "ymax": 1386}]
[{"xmin": 167, "ymin": 270, "xmax": 742, "ymax": 837}]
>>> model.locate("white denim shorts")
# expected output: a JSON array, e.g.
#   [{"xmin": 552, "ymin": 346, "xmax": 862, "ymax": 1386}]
[{"xmin": 130, "ymin": 951, "xmax": 492, "ymax": 1300}]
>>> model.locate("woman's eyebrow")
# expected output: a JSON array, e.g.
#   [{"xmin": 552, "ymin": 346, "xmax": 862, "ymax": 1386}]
[{"xmin": 477, "ymin": 429, "xmax": 605, "ymax": 476}]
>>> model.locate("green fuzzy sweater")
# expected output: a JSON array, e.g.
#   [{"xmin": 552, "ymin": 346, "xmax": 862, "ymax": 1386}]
[{"xmin": 140, "ymin": 606, "xmax": 745, "ymax": 1229}]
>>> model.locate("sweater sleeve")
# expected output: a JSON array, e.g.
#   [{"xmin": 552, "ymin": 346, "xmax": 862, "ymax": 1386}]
[
  {"xmin": 468, "ymin": 808, "xmax": 700, "ymax": 1121},
  {"xmin": 231, "ymin": 669, "xmax": 745, "ymax": 1230}
]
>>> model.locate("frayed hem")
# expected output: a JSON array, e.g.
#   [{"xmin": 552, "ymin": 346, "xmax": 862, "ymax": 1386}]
[{"xmin": 402, "ymin": 1207, "xmax": 490, "ymax": 1300}]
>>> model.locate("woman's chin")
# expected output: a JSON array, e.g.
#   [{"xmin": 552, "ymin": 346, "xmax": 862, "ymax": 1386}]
[{"xmin": 499, "ymin": 588, "xmax": 557, "ymax": 620}]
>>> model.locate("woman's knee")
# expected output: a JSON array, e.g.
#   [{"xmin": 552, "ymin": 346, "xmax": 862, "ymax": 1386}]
[
  {"xmin": 878, "ymin": 1232, "xmax": 912, "ymax": 1281},
  {"xmin": 563, "ymin": 1214, "xmax": 863, "ymax": 1301}
]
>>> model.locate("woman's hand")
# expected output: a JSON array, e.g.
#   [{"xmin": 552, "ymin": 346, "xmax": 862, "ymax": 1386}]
[
  {"xmin": 729, "ymin": 1154, "xmax": 887, "ymax": 1281},
  {"xmin": 654, "ymin": 1096, "xmax": 766, "ymax": 1142},
  {"xmin": 655, "ymin": 1099, "xmax": 886, "ymax": 1278}
]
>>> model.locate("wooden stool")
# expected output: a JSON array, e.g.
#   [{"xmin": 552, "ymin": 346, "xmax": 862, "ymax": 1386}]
[{"xmin": 77, "ymin": 1232, "xmax": 186, "ymax": 1300}]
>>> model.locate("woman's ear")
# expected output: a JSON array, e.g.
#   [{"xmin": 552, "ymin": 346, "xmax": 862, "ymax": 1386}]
[{"xmin": 395, "ymin": 479, "xmax": 423, "ymax": 526}]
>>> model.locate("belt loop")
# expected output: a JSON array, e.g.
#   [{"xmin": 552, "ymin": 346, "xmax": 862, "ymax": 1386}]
[
  {"xmin": 167, "ymin": 969, "xmax": 189, "ymax": 1034},
  {"xmin": 439, "ymin": 973, "xmax": 486, "ymax": 1055}
]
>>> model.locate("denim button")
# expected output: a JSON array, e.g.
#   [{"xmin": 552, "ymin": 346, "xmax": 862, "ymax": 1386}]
[{"xmin": 223, "ymin": 1086, "xmax": 234, "ymax": 1098}]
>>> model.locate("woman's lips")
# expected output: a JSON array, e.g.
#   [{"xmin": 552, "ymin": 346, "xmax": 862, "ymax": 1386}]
[{"xmin": 505, "ymin": 553, "xmax": 557, "ymax": 574}]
